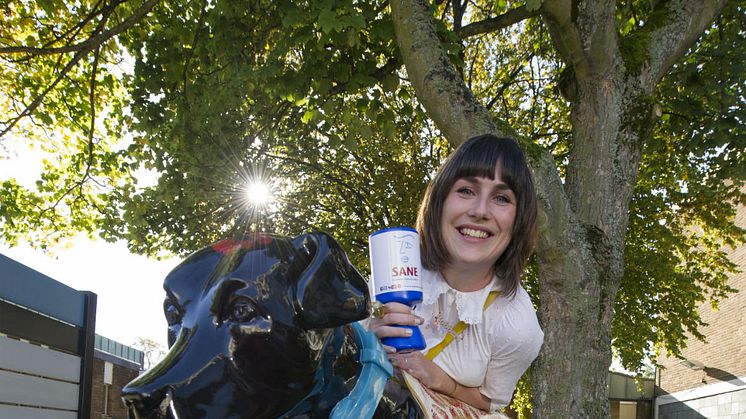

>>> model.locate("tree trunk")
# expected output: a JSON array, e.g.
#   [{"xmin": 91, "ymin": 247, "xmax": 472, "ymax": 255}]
[{"xmin": 533, "ymin": 71, "xmax": 643, "ymax": 418}]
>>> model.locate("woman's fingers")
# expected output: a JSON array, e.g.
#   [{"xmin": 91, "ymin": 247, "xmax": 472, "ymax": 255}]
[
  {"xmin": 372, "ymin": 325, "xmax": 415, "ymax": 339},
  {"xmin": 383, "ymin": 302, "xmax": 413, "ymax": 313},
  {"xmin": 390, "ymin": 352, "xmax": 426, "ymax": 377},
  {"xmin": 381, "ymin": 312, "xmax": 423, "ymax": 326},
  {"xmin": 382, "ymin": 344, "xmax": 396, "ymax": 354},
  {"xmin": 389, "ymin": 354, "xmax": 410, "ymax": 371},
  {"xmin": 371, "ymin": 302, "xmax": 412, "ymax": 318},
  {"xmin": 370, "ymin": 302, "xmax": 423, "ymax": 327},
  {"xmin": 390, "ymin": 352, "xmax": 446, "ymax": 390},
  {"xmin": 368, "ymin": 302, "xmax": 424, "ymax": 353}
]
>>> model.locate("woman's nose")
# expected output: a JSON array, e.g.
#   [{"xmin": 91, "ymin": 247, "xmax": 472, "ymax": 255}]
[{"xmin": 467, "ymin": 197, "xmax": 488, "ymax": 219}]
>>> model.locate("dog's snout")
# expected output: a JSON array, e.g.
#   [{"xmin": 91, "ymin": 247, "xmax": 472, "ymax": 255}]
[{"xmin": 122, "ymin": 386, "xmax": 173, "ymax": 419}]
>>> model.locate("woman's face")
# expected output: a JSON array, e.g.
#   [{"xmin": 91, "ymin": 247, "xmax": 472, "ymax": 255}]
[{"xmin": 440, "ymin": 167, "xmax": 517, "ymax": 275}]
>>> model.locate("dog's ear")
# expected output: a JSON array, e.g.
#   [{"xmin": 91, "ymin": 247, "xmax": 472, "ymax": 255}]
[{"xmin": 290, "ymin": 232, "xmax": 370, "ymax": 329}]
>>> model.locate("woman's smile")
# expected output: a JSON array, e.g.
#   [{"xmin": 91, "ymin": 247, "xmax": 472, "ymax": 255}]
[{"xmin": 457, "ymin": 226, "xmax": 491, "ymax": 239}]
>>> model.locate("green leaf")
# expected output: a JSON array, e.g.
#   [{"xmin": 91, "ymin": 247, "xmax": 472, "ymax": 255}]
[
  {"xmin": 38, "ymin": 112, "xmax": 53, "ymax": 124},
  {"xmin": 281, "ymin": 6, "xmax": 306, "ymax": 28},
  {"xmin": 525, "ymin": 0, "xmax": 543, "ymax": 12},
  {"xmin": 381, "ymin": 72, "xmax": 399, "ymax": 92},
  {"xmin": 301, "ymin": 109, "xmax": 321, "ymax": 124},
  {"xmin": 317, "ymin": 7, "xmax": 339, "ymax": 33}
]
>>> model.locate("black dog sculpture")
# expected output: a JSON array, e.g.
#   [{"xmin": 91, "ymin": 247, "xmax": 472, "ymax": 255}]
[{"xmin": 122, "ymin": 232, "xmax": 393, "ymax": 419}]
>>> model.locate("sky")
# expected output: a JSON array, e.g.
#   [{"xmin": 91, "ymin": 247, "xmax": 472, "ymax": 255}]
[{"xmin": 1, "ymin": 139, "xmax": 175, "ymax": 351}]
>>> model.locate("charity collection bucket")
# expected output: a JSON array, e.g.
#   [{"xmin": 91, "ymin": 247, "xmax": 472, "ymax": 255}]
[{"xmin": 369, "ymin": 226, "xmax": 425, "ymax": 352}]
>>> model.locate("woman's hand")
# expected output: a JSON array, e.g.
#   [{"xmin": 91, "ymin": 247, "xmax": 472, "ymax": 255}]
[
  {"xmin": 368, "ymin": 302, "xmax": 423, "ymax": 353},
  {"xmin": 390, "ymin": 351, "xmax": 492, "ymax": 410},
  {"xmin": 389, "ymin": 351, "xmax": 455, "ymax": 395}
]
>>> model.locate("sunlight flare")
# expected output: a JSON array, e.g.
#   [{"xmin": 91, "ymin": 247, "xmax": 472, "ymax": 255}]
[{"xmin": 245, "ymin": 181, "xmax": 272, "ymax": 206}]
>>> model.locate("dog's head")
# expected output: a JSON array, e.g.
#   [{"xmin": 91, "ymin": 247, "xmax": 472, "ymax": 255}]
[{"xmin": 122, "ymin": 232, "xmax": 369, "ymax": 419}]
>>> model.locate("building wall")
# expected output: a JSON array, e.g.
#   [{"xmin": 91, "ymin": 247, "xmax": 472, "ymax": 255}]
[
  {"xmin": 90, "ymin": 351, "xmax": 142, "ymax": 419},
  {"xmin": 0, "ymin": 254, "xmax": 96, "ymax": 419},
  {"xmin": 658, "ymin": 388, "xmax": 746, "ymax": 419},
  {"xmin": 0, "ymin": 255, "xmax": 143, "ymax": 419},
  {"xmin": 656, "ymin": 192, "xmax": 746, "ymax": 418}
]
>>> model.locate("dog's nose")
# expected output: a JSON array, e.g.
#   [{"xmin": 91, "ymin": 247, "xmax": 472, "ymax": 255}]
[{"xmin": 122, "ymin": 386, "xmax": 172, "ymax": 419}]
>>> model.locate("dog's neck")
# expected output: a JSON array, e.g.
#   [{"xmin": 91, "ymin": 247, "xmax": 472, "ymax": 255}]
[{"xmin": 277, "ymin": 327, "xmax": 360, "ymax": 417}]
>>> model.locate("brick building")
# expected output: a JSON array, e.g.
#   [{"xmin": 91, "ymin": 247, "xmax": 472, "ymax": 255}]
[
  {"xmin": 91, "ymin": 335, "xmax": 144, "ymax": 419},
  {"xmin": 654, "ymin": 194, "xmax": 746, "ymax": 418}
]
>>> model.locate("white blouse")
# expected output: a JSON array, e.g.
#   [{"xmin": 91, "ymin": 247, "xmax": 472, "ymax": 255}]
[{"xmin": 414, "ymin": 269, "xmax": 544, "ymax": 412}]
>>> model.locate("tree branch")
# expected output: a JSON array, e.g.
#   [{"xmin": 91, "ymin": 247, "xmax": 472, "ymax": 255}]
[
  {"xmin": 181, "ymin": 0, "xmax": 210, "ymax": 107},
  {"xmin": 87, "ymin": 45, "xmax": 101, "ymax": 165},
  {"xmin": 329, "ymin": 57, "xmax": 401, "ymax": 95},
  {"xmin": 451, "ymin": 0, "xmax": 466, "ymax": 33},
  {"xmin": 0, "ymin": 0, "xmax": 158, "ymax": 57},
  {"xmin": 641, "ymin": 0, "xmax": 727, "ymax": 89},
  {"xmin": 1, "ymin": 44, "xmax": 90, "ymax": 138},
  {"xmin": 485, "ymin": 56, "xmax": 531, "ymax": 110},
  {"xmin": 539, "ymin": 0, "xmax": 591, "ymax": 79},
  {"xmin": 40, "ymin": 0, "xmax": 108, "ymax": 53},
  {"xmin": 457, "ymin": 6, "xmax": 539, "ymax": 39}
]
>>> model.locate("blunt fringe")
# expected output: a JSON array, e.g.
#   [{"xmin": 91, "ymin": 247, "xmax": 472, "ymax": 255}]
[{"xmin": 416, "ymin": 134, "xmax": 538, "ymax": 298}]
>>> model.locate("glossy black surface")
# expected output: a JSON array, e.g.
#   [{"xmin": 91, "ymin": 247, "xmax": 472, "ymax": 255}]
[{"xmin": 121, "ymin": 232, "xmax": 371, "ymax": 418}]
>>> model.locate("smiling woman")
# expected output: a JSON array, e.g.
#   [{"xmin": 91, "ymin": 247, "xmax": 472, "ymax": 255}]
[
  {"xmin": 368, "ymin": 135, "xmax": 543, "ymax": 415},
  {"xmin": 245, "ymin": 181, "xmax": 272, "ymax": 206}
]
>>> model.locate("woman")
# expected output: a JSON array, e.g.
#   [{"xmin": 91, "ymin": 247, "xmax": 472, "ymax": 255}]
[{"xmin": 369, "ymin": 134, "xmax": 544, "ymax": 413}]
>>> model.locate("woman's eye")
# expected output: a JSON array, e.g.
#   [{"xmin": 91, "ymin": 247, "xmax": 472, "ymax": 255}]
[
  {"xmin": 494, "ymin": 195, "xmax": 510, "ymax": 204},
  {"xmin": 456, "ymin": 187, "xmax": 474, "ymax": 195},
  {"xmin": 230, "ymin": 299, "xmax": 256, "ymax": 323}
]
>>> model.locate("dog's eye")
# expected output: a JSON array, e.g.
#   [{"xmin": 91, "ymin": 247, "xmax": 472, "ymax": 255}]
[
  {"xmin": 164, "ymin": 300, "xmax": 182, "ymax": 326},
  {"xmin": 230, "ymin": 299, "xmax": 256, "ymax": 323}
]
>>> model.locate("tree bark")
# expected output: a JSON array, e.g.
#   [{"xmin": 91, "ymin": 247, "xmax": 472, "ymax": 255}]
[
  {"xmin": 389, "ymin": 0, "xmax": 728, "ymax": 417},
  {"xmin": 389, "ymin": 0, "xmax": 499, "ymax": 143}
]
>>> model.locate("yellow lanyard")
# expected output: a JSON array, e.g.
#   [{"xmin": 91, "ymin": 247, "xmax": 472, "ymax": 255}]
[{"xmin": 424, "ymin": 291, "xmax": 501, "ymax": 360}]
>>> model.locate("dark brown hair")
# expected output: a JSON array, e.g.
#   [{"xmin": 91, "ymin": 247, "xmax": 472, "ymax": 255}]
[{"xmin": 416, "ymin": 134, "xmax": 537, "ymax": 297}]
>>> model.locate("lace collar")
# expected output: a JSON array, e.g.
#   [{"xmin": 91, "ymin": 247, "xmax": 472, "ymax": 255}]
[{"xmin": 418, "ymin": 269, "xmax": 498, "ymax": 325}]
